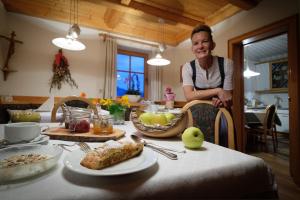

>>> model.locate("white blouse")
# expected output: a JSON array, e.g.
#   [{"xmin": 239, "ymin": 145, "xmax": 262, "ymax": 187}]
[{"xmin": 182, "ymin": 56, "xmax": 233, "ymax": 90}]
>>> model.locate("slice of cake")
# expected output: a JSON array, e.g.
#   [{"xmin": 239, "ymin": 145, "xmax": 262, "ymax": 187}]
[{"xmin": 80, "ymin": 140, "xmax": 143, "ymax": 170}]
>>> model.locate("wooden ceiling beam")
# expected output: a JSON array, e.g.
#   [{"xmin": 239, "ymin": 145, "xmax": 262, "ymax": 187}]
[
  {"xmin": 120, "ymin": 0, "xmax": 131, "ymax": 6},
  {"xmin": 228, "ymin": 0, "xmax": 259, "ymax": 10},
  {"xmin": 106, "ymin": 0, "xmax": 203, "ymax": 27},
  {"xmin": 104, "ymin": 8, "xmax": 125, "ymax": 29},
  {"xmin": 205, "ymin": 4, "xmax": 241, "ymax": 26}
]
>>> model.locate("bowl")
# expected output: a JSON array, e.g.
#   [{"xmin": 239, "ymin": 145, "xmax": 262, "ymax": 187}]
[
  {"xmin": 4, "ymin": 122, "xmax": 41, "ymax": 144},
  {"xmin": 130, "ymin": 110, "xmax": 188, "ymax": 138},
  {"xmin": 0, "ymin": 144, "xmax": 63, "ymax": 183}
]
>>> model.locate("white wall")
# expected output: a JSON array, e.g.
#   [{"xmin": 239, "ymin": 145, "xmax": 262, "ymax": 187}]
[
  {"xmin": 0, "ymin": 1, "xmax": 7, "ymax": 67},
  {"xmin": 163, "ymin": 0, "xmax": 299, "ymax": 101},
  {"xmin": 0, "ymin": 0, "xmax": 299, "ymax": 101},
  {"xmin": 0, "ymin": 12, "xmax": 107, "ymax": 98}
]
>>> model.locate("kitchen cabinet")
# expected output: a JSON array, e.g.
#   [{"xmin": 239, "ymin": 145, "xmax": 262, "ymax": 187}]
[
  {"xmin": 254, "ymin": 63, "xmax": 269, "ymax": 91},
  {"xmin": 276, "ymin": 109, "xmax": 289, "ymax": 133}
]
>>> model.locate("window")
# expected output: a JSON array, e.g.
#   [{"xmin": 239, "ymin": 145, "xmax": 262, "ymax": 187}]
[{"xmin": 116, "ymin": 49, "xmax": 148, "ymax": 98}]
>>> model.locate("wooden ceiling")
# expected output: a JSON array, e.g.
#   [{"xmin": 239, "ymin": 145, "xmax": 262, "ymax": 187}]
[{"xmin": 1, "ymin": 0, "xmax": 260, "ymax": 46}]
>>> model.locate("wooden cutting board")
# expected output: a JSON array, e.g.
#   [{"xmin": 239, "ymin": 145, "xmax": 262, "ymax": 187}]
[{"xmin": 45, "ymin": 127, "xmax": 125, "ymax": 142}]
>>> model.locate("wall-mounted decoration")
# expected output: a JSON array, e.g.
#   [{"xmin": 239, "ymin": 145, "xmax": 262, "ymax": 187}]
[
  {"xmin": 49, "ymin": 49, "xmax": 78, "ymax": 92},
  {"xmin": 269, "ymin": 60, "xmax": 288, "ymax": 91},
  {"xmin": 0, "ymin": 31, "xmax": 23, "ymax": 81}
]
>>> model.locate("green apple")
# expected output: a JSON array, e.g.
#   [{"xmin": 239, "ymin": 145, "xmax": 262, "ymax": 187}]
[
  {"xmin": 139, "ymin": 112, "xmax": 154, "ymax": 125},
  {"xmin": 152, "ymin": 113, "xmax": 168, "ymax": 126},
  {"xmin": 182, "ymin": 127, "xmax": 204, "ymax": 149},
  {"xmin": 165, "ymin": 113, "xmax": 175, "ymax": 123}
]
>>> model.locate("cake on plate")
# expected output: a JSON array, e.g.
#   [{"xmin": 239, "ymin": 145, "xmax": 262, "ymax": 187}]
[{"xmin": 80, "ymin": 140, "xmax": 143, "ymax": 170}]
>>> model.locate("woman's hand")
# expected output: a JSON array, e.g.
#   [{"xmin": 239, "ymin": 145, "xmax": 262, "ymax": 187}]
[{"xmin": 215, "ymin": 90, "xmax": 232, "ymax": 108}]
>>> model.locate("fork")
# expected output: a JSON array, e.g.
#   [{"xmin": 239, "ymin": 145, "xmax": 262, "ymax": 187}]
[
  {"xmin": 77, "ymin": 142, "xmax": 92, "ymax": 153},
  {"xmin": 55, "ymin": 143, "xmax": 77, "ymax": 152}
]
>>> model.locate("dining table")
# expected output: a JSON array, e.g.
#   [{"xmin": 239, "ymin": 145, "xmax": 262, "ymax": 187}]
[{"xmin": 0, "ymin": 122, "xmax": 277, "ymax": 199}]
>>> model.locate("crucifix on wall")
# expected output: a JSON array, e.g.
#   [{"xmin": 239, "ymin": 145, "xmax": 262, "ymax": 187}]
[{"xmin": 0, "ymin": 31, "xmax": 23, "ymax": 81}]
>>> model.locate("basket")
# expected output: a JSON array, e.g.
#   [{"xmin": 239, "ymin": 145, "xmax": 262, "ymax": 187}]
[{"xmin": 130, "ymin": 110, "xmax": 188, "ymax": 138}]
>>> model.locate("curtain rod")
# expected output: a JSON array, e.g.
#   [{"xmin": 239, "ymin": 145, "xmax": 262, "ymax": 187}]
[{"xmin": 99, "ymin": 33, "xmax": 158, "ymax": 48}]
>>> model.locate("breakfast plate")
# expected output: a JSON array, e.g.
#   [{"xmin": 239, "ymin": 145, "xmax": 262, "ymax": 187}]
[{"xmin": 64, "ymin": 148, "xmax": 157, "ymax": 176}]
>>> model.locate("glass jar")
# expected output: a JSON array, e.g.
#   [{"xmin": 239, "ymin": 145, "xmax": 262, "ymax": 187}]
[
  {"xmin": 69, "ymin": 113, "xmax": 91, "ymax": 133},
  {"xmin": 64, "ymin": 112, "xmax": 71, "ymax": 129},
  {"xmin": 93, "ymin": 115, "xmax": 113, "ymax": 134},
  {"xmin": 111, "ymin": 109, "xmax": 125, "ymax": 125}
]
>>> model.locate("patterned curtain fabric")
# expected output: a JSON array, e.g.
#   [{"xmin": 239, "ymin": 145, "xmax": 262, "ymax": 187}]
[
  {"xmin": 102, "ymin": 36, "xmax": 117, "ymax": 99},
  {"xmin": 148, "ymin": 66, "xmax": 163, "ymax": 101}
]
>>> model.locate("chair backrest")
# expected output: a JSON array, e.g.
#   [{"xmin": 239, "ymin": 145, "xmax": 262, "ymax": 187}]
[
  {"xmin": 51, "ymin": 96, "xmax": 97, "ymax": 122},
  {"xmin": 264, "ymin": 104, "xmax": 276, "ymax": 130},
  {"xmin": 182, "ymin": 100, "xmax": 235, "ymax": 149}
]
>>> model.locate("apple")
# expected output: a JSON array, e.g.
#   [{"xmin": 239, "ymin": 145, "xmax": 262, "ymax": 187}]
[
  {"xmin": 182, "ymin": 127, "xmax": 204, "ymax": 149},
  {"xmin": 139, "ymin": 112, "xmax": 155, "ymax": 125},
  {"xmin": 165, "ymin": 113, "xmax": 175, "ymax": 123},
  {"xmin": 152, "ymin": 113, "xmax": 168, "ymax": 126}
]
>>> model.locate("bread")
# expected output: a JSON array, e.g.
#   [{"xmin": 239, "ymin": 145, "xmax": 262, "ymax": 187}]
[{"xmin": 80, "ymin": 140, "xmax": 143, "ymax": 170}]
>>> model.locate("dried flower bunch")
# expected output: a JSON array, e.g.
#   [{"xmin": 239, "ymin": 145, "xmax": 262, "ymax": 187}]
[{"xmin": 49, "ymin": 49, "xmax": 78, "ymax": 92}]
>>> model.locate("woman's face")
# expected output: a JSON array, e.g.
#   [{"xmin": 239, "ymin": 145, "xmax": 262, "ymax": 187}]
[{"xmin": 191, "ymin": 31, "xmax": 215, "ymax": 60}]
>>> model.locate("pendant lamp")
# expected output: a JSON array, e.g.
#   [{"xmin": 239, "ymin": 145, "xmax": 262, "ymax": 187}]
[
  {"xmin": 243, "ymin": 46, "xmax": 260, "ymax": 79},
  {"xmin": 52, "ymin": 0, "xmax": 86, "ymax": 51},
  {"xmin": 147, "ymin": 19, "xmax": 170, "ymax": 66}
]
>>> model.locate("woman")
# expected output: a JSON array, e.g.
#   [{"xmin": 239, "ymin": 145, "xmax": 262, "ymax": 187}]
[{"xmin": 181, "ymin": 24, "xmax": 233, "ymax": 108}]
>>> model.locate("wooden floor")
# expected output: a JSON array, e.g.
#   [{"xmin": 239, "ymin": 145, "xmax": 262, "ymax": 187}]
[{"xmin": 247, "ymin": 134, "xmax": 300, "ymax": 200}]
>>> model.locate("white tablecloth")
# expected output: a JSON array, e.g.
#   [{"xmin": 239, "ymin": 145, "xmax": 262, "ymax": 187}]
[{"xmin": 0, "ymin": 122, "xmax": 277, "ymax": 199}]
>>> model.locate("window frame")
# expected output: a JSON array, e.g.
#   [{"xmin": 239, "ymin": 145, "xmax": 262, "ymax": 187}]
[{"xmin": 117, "ymin": 49, "xmax": 148, "ymax": 99}]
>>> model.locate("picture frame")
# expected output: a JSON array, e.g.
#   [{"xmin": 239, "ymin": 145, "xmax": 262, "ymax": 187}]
[{"xmin": 269, "ymin": 60, "xmax": 288, "ymax": 91}]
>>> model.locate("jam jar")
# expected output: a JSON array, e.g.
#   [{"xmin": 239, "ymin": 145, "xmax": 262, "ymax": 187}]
[
  {"xmin": 93, "ymin": 115, "xmax": 113, "ymax": 135},
  {"xmin": 69, "ymin": 113, "xmax": 91, "ymax": 133}
]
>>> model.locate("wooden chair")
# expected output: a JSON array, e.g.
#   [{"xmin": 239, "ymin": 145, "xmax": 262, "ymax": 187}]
[
  {"xmin": 182, "ymin": 100, "xmax": 235, "ymax": 150},
  {"xmin": 51, "ymin": 96, "xmax": 97, "ymax": 122},
  {"xmin": 246, "ymin": 104, "xmax": 278, "ymax": 152}
]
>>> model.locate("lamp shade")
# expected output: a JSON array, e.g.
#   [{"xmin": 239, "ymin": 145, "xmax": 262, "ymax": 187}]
[
  {"xmin": 51, "ymin": 0, "xmax": 85, "ymax": 51},
  {"xmin": 52, "ymin": 37, "xmax": 86, "ymax": 51},
  {"xmin": 147, "ymin": 53, "xmax": 170, "ymax": 66},
  {"xmin": 243, "ymin": 67, "xmax": 260, "ymax": 79}
]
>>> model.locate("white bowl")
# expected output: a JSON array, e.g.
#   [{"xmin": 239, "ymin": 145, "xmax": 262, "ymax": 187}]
[
  {"xmin": 0, "ymin": 144, "xmax": 63, "ymax": 183},
  {"xmin": 4, "ymin": 122, "xmax": 41, "ymax": 144}
]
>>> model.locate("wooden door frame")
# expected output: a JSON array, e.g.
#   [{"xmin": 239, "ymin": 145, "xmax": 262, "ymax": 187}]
[{"xmin": 228, "ymin": 15, "xmax": 300, "ymax": 185}]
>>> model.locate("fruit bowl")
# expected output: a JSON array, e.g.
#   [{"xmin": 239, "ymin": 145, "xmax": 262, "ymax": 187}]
[{"xmin": 130, "ymin": 110, "xmax": 188, "ymax": 138}]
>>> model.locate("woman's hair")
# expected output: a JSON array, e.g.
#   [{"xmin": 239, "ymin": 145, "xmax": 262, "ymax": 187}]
[{"xmin": 191, "ymin": 24, "xmax": 213, "ymax": 41}]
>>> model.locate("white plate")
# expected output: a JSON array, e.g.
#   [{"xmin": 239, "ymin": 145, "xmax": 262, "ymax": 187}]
[{"xmin": 64, "ymin": 148, "xmax": 157, "ymax": 176}]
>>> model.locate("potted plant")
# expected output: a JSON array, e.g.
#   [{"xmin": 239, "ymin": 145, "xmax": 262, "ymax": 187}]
[
  {"xmin": 99, "ymin": 96, "xmax": 130, "ymax": 125},
  {"xmin": 125, "ymin": 73, "xmax": 141, "ymax": 102}
]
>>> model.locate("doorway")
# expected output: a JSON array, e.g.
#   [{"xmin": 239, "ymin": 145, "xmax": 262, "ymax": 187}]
[
  {"xmin": 243, "ymin": 34, "xmax": 289, "ymax": 157},
  {"xmin": 228, "ymin": 15, "xmax": 299, "ymax": 185}
]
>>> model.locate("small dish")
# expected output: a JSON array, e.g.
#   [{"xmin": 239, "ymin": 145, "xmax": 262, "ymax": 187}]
[
  {"xmin": 0, "ymin": 135, "xmax": 50, "ymax": 149},
  {"xmin": 0, "ymin": 144, "xmax": 63, "ymax": 183}
]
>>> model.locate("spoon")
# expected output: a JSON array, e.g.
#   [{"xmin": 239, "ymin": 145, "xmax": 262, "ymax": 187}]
[{"xmin": 130, "ymin": 135, "xmax": 178, "ymax": 160}]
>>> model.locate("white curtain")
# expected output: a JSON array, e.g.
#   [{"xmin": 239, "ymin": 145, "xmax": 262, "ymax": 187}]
[
  {"xmin": 148, "ymin": 66, "xmax": 163, "ymax": 101},
  {"xmin": 102, "ymin": 36, "xmax": 117, "ymax": 99}
]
